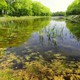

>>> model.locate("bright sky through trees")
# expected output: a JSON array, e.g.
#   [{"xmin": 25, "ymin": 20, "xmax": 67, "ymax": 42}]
[{"xmin": 33, "ymin": 0, "xmax": 74, "ymax": 12}]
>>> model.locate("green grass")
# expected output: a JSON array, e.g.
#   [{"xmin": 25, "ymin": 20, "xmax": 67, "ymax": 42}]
[{"xmin": 0, "ymin": 16, "xmax": 51, "ymax": 22}]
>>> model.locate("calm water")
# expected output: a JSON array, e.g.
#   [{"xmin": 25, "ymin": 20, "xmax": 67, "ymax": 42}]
[{"xmin": 0, "ymin": 18, "xmax": 80, "ymax": 58}]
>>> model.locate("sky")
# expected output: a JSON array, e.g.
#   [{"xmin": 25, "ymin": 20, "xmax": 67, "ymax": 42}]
[{"xmin": 33, "ymin": 0, "xmax": 74, "ymax": 12}]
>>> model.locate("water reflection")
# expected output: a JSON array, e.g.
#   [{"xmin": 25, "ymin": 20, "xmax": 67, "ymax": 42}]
[
  {"xmin": 66, "ymin": 21, "xmax": 80, "ymax": 40},
  {"xmin": 0, "ymin": 18, "xmax": 80, "ymax": 56},
  {"xmin": 0, "ymin": 18, "xmax": 80, "ymax": 80},
  {"xmin": 22, "ymin": 20, "xmax": 80, "ymax": 56},
  {"xmin": 0, "ymin": 18, "xmax": 50, "ymax": 47}
]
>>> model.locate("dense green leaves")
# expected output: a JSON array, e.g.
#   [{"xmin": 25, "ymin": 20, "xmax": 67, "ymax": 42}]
[
  {"xmin": 5, "ymin": 0, "xmax": 33, "ymax": 16},
  {"xmin": 66, "ymin": 0, "xmax": 80, "ymax": 15},
  {"xmin": 0, "ymin": 0, "xmax": 51, "ymax": 16},
  {"xmin": 52, "ymin": 12, "xmax": 66, "ymax": 16},
  {"xmin": 32, "ymin": 2, "xmax": 42, "ymax": 16},
  {"xmin": 0, "ymin": 0, "xmax": 7, "ymax": 15},
  {"xmin": 32, "ymin": 1, "xmax": 51, "ymax": 16}
]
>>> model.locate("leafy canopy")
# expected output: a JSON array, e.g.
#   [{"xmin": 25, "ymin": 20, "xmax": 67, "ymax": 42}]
[
  {"xmin": 0, "ymin": 0, "xmax": 51, "ymax": 16},
  {"xmin": 66, "ymin": 0, "xmax": 80, "ymax": 15}
]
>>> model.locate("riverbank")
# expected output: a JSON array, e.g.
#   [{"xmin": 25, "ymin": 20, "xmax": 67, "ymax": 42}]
[
  {"xmin": 52, "ymin": 15, "xmax": 80, "ymax": 23},
  {"xmin": 0, "ymin": 16, "xmax": 51, "ymax": 22},
  {"xmin": 66, "ymin": 15, "xmax": 80, "ymax": 23}
]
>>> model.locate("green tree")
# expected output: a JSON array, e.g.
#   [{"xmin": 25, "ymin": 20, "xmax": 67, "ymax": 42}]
[
  {"xmin": 32, "ymin": 1, "xmax": 42, "ymax": 16},
  {"xmin": 0, "ymin": 0, "xmax": 51, "ymax": 16},
  {"xmin": 6, "ymin": 0, "xmax": 32, "ymax": 16},
  {"xmin": 32, "ymin": 1, "xmax": 51, "ymax": 16},
  {"xmin": 66, "ymin": 0, "xmax": 80, "ymax": 15},
  {"xmin": 41, "ymin": 6, "xmax": 51, "ymax": 16},
  {"xmin": 52, "ymin": 12, "xmax": 66, "ymax": 16},
  {"xmin": 0, "ymin": 0, "xmax": 7, "ymax": 15}
]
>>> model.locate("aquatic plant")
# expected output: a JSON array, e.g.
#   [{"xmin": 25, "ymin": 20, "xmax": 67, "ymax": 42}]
[{"xmin": 0, "ymin": 50, "xmax": 80, "ymax": 80}]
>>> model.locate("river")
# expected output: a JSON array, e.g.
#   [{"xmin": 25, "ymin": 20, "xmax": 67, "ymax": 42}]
[
  {"xmin": 0, "ymin": 17, "xmax": 80, "ymax": 79},
  {"xmin": 0, "ymin": 17, "xmax": 80, "ymax": 58}
]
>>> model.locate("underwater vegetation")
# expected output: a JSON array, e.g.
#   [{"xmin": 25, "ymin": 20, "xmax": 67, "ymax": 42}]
[
  {"xmin": 0, "ymin": 17, "xmax": 80, "ymax": 80},
  {"xmin": 0, "ymin": 48, "xmax": 80, "ymax": 80}
]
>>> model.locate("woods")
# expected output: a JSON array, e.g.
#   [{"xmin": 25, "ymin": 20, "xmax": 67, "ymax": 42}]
[
  {"xmin": 0, "ymin": 0, "xmax": 51, "ymax": 16},
  {"xmin": 0, "ymin": 0, "xmax": 80, "ymax": 16},
  {"xmin": 52, "ymin": 12, "xmax": 66, "ymax": 16},
  {"xmin": 66, "ymin": 0, "xmax": 80, "ymax": 15}
]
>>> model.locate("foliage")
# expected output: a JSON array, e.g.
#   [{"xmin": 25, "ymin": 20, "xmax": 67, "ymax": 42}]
[
  {"xmin": 0, "ymin": 0, "xmax": 51, "ymax": 16},
  {"xmin": 0, "ymin": 0, "xmax": 7, "ymax": 16},
  {"xmin": 66, "ymin": 0, "xmax": 80, "ymax": 15},
  {"xmin": 32, "ymin": 1, "xmax": 51, "ymax": 16},
  {"xmin": 7, "ymin": 0, "xmax": 32, "ymax": 16},
  {"xmin": 52, "ymin": 11, "xmax": 66, "ymax": 16}
]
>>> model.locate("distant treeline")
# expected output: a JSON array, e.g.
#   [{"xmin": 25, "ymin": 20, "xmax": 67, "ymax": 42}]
[
  {"xmin": 52, "ymin": 12, "xmax": 66, "ymax": 16},
  {"xmin": 52, "ymin": 0, "xmax": 80, "ymax": 16},
  {"xmin": 0, "ymin": 0, "xmax": 51, "ymax": 16},
  {"xmin": 66, "ymin": 0, "xmax": 80, "ymax": 15}
]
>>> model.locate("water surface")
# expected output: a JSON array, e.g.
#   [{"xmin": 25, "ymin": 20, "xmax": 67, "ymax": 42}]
[
  {"xmin": 0, "ymin": 18, "xmax": 80, "ymax": 58},
  {"xmin": 1, "ymin": 18, "xmax": 80, "ymax": 79}
]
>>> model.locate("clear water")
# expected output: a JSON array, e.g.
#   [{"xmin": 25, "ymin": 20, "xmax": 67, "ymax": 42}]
[{"xmin": 0, "ymin": 18, "xmax": 80, "ymax": 57}]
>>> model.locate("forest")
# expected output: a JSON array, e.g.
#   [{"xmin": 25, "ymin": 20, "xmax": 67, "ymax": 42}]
[
  {"xmin": 52, "ymin": 0, "xmax": 80, "ymax": 16},
  {"xmin": 0, "ymin": 0, "xmax": 80, "ymax": 17},
  {"xmin": 66, "ymin": 0, "xmax": 80, "ymax": 15},
  {"xmin": 0, "ymin": 0, "xmax": 51, "ymax": 16},
  {"xmin": 52, "ymin": 12, "xmax": 66, "ymax": 16}
]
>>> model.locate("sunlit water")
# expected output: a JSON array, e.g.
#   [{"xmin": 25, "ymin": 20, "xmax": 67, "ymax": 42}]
[{"xmin": 0, "ymin": 18, "xmax": 80, "ymax": 58}]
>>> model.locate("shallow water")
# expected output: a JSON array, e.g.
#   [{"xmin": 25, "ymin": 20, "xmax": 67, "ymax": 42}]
[
  {"xmin": 0, "ymin": 18, "xmax": 80, "ymax": 58},
  {"xmin": 0, "ymin": 18, "xmax": 80, "ymax": 80}
]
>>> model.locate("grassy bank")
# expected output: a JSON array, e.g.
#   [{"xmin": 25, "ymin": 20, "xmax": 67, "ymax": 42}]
[
  {"xmin": 66, "ymin": 15, "xmax": 80, "ymax": 23},
  {"xmin": 0, "ymin": 16, "xmax": 51, "ymax": 22}
]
